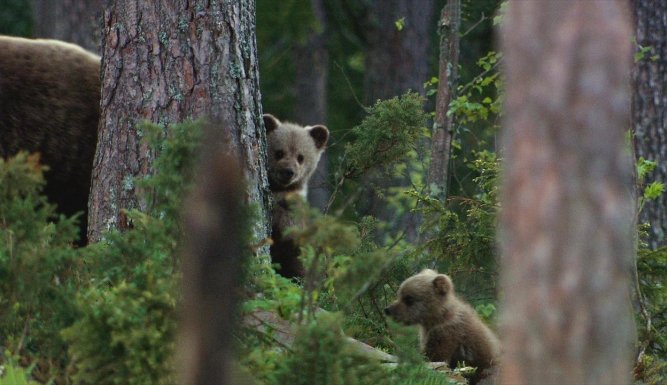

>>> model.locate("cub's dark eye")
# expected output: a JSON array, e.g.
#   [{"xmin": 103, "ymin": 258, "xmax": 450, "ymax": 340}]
[
  {"xmin": 275, "ymin": 150, "xmax": 285, "ymax": 160},
  {"xmin": 403, "ymin": 295, "xmax": 415, "ymax": 306},
  {"xmin": 297, "ymin": 154, "xmax": 304, "ymax": 164}
]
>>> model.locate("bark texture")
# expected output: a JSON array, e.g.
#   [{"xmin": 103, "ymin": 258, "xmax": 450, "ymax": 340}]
[
  {"xmin": 88, "ymin": 1, "xmax": 269, "ymax": 242},
  {"xmin": 363, "ymin": 0, "xmax": 435, "ymax": 103},
  {"xmin": 427, "ymin": 0, "xmax": 460, "ymax": 196},
  {"xmin": 294, "ymin": 0, "xmax": 329, "ymax": 211},
  {"xmin": 632, "ymin": 0, "xmax": 667, "ymax": 250},
  {"xmin": 499, "ymin": 1, "xmax": 636, "ymax": 384},
  {"xmin": 361, "ymin": 0, "xmax": 435, "ymax": 240},
  {"xmin": 31, "ymin": 0, "xmax": 103, "ymax": 53}
]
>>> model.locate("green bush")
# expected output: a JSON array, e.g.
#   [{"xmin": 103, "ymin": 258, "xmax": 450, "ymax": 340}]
[
  {"xmin": 62, "ymin": 121, "xmax": 202, "ymax": 385},
  {"xmin": 0, "ymin": 153, "xmax": 80, "ymax": 373},
  {"xmin": 62, "ymin": 267, "xmax": 177, "ymax": 385}
]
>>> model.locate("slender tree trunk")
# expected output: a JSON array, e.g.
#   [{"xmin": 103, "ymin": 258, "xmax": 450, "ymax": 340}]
[
  {"xmin": 427, "ymin": 0, "xmax": 459, "ymax": 197},
  {"xmin": 632, "ymin": 0, "xmax": 667, "ymax": 250},
  {"xmin": 499, "ymin": 1, "xmax": 635, "ymax": 384},
  {"xmin": 181, "ymin": 134, "xmax": 246, "ymax": 385},
  {"xmin": 88, "ymin": 1, "xmax": 269, "ymax": 243},
  {"xmin": 31, "ymin": 0, "xmax": 103, "ymax": 53},
  {"xmin": 295, "ymin": 0, "xmax": 329, "ymax": 211}
]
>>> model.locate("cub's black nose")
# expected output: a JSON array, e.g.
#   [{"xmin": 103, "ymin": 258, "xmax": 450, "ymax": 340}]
[{"xmin": 279, "ymin": 169, "xmax": 294, "ymax": 181}]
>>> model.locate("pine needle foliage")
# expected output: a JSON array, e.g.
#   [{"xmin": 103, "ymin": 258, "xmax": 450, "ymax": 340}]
[
  {"xmin": 62, "ymin": 121, "xmax": 203, "ymax": 385},
  {"xmin": 0, "ymin": 152, "xmax": 80, "ymax": 370}
]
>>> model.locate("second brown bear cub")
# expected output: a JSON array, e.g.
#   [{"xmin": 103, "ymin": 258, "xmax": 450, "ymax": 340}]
[
  {"xmin": 264, "ymin": 114, "xmax": 329, "ymax": 278},
  {"xmin": 385, "ymin": 269, "xmax": 500, "ymax": 384}
]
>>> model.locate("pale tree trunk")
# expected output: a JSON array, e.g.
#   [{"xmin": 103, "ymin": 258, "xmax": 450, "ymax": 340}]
[
  {"xmin": 295, "ymin": 0, "xmax": 329, "ymax": 211},
  {"xmin": 632, "ymin": 0, "xmax": 667, "ymax": 250},
  {"xmin": 427, "ymin": 0, "xmax": 459, "ymax": 197},
  {"xmin": 499, "ymin": 1, "xmax": 636, "ymax": 384},
  {"xmin": 88, "ymin": 0, "xmax": 269, "ymax": 243},
  {"xmin": 31, "ymin": 0, "xmax": 103, "ymax": 53}
]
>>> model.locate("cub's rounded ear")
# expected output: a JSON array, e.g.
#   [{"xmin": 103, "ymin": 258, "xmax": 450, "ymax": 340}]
[
  {"xmin": 263, "ymin": 114, "xmax": 280, "ymax": 133},
  {"xmin": 308, "ymin": 125, "xmax": 329, "ymax": 149},
  {"xmin": 432, "ymin": 274, "xmax": 453, "ymax": 296}
]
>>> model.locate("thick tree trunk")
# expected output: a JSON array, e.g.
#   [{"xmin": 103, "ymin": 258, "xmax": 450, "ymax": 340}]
[
  {"xmin": 363, "ymin": 0, "xmax": 435, "ymax": 103},
  {"xmin": 294, "ymin": 0, "xmax": 329, "ymax": 211},
  {"xmin": 31, "ymin": 0, "xmax": 103, "ymax": 53},
  {"xmin": 499, "ymin": 1, "xmax": 636, "ymax": 384},
  {"xmin": 427, "ymin": 0, "xmax": 460, "ymax": 197},
  {"xmin": 632, "ymin": 0, "xmax": 667, "ymax": 250},
  {"xmin": 361, "ymin": 0, "xmax": 435, "ymax": 240},
  {"xmin": 88, "ymin": 1, "xmax": 269, "ymax": 243}
]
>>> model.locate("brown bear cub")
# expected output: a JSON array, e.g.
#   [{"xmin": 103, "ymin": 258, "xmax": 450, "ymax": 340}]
[
  {"xmin": 0, "ymin": 36, "xmax": 101, "ymax": 244},
  {"xmin": 385, "ymin": 269, "xmax": 500, "ymax": 384},
  {"xmin": 264, "ymin": 114, "xmax": 329, "ymax": 278}
]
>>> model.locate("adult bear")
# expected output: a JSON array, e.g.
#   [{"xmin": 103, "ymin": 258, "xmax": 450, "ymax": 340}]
[{"xmin": 0, "ymin": 36, "xmax": 101, "ymax": 243}]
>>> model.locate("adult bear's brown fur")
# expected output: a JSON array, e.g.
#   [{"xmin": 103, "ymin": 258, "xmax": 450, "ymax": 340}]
[
  {"xmin": 0, "ymin": 36, "xmax": 100, "ymax": 243},
  {"xmin": 385, "ymin": 269, "xmax": 501, "ymax": 385}
]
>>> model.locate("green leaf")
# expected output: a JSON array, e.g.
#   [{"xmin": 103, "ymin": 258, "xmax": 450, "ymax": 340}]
[
  {"xmin": 644, "ymin": 182, "xmax": 665, "ymax": 201},
  {"xmin": 637, "ymin": 157, "xmax": 657, "ymax": 180},
  {"xmin": 395, "ymin": 17, "xmax": 405, "ymax": 31}
]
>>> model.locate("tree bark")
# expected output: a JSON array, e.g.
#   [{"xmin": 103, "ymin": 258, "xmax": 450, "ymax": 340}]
[
  {"xmin": 427, "ymin": 0, "xmax": 460, "ymax": 197},
  {"xmin": 499, "ymin": 1, "xmax": 635, "ymax": 384},
  {"xmin": 294, "ymin": 0, "xmax": 329, "ymax": 211},
  {"xmin": 361, "ymin": 0, "xmax": 435, "ymax": 240},
  {"xmin": 632, "ymin": 0, "xmax": 667, "ymax": 250},
  {"xmin": 31, "ymin": 0, "xmax": 103, "ymax": 53},
  {"xmin": 88, "ymin": 1, "xmax": 269, "ymax": 243},
  {"xmin": 363, "ymin": 0, "xmax": 435, "ymax": 103}
]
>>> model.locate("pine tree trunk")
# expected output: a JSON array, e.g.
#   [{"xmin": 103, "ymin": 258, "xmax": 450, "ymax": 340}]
[
  {"xmin": 294, "ymin": 0, "xmax": 329, "ymax": 211},
  {"xmin": 499, "ymin": 1, "xmax": 636, "ymax": 384},
  {"xmin": 363, "ymin": 0, "xmax": 435, "ymax": 103},
  {"xmin": 88, "ymin": 0, "xmax": 269, "ymax": 243},
  {"xmin": 31, "ymin": 0, "xmax": 103, "ymax": 52},
  {"xmin": 361, "ymin": 0, "xmax": 436, "ymax": 240},
  {"xmin": 632, "ymin": 0, "xmax": 667, "ymax": 250}
]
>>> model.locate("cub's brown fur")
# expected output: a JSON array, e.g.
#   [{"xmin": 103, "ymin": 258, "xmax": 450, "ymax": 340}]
[
  {"xmin": 264, "ymin": 114, "xmax": 328, "ymax": 278},
  {"xmin": 385, "ymin": 269, "xmax": 500, "ymax": 384},
  {"xmin": 0, "ymin": 36, "xmax": 101, "ymax": 243}
]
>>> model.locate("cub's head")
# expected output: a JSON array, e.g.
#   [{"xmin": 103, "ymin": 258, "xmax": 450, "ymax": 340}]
[
  {"xmin": 264, "ymin": 114, "xmax": 329, "ymax": 194},
  {"xmin": 384, "ymin": 269, "xmax": 454, "ymax": 326}
]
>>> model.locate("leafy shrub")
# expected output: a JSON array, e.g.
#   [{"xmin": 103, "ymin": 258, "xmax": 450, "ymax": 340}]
[
  {"xmin": 62, "ymin": 121, "xmax": 202, "ymax": 385},
  {"xmin": 0, "ymin": 153, "xmax": 80, "ymax": 373}
]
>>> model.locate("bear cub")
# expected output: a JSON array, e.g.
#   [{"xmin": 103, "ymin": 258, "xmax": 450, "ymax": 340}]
[
  {"xmin": 264, "ymin": 114, "xmax": 329, "ymax": 278},
  {"xmin": 385, "ymin": 269, "xmax": 500, "ymax": 385}
]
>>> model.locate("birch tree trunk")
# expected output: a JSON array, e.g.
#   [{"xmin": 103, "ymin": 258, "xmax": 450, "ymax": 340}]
[
  {"xmin": 632, "ymin": 0, "xmax": 667, "ymax": 250},
  {"xmin": 499, "ymin": 1, "xmax": 636, "ymax": 384},
  {"xmin": 88, "ymin": 0, "xmax": 269, "ymax": 243}
]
